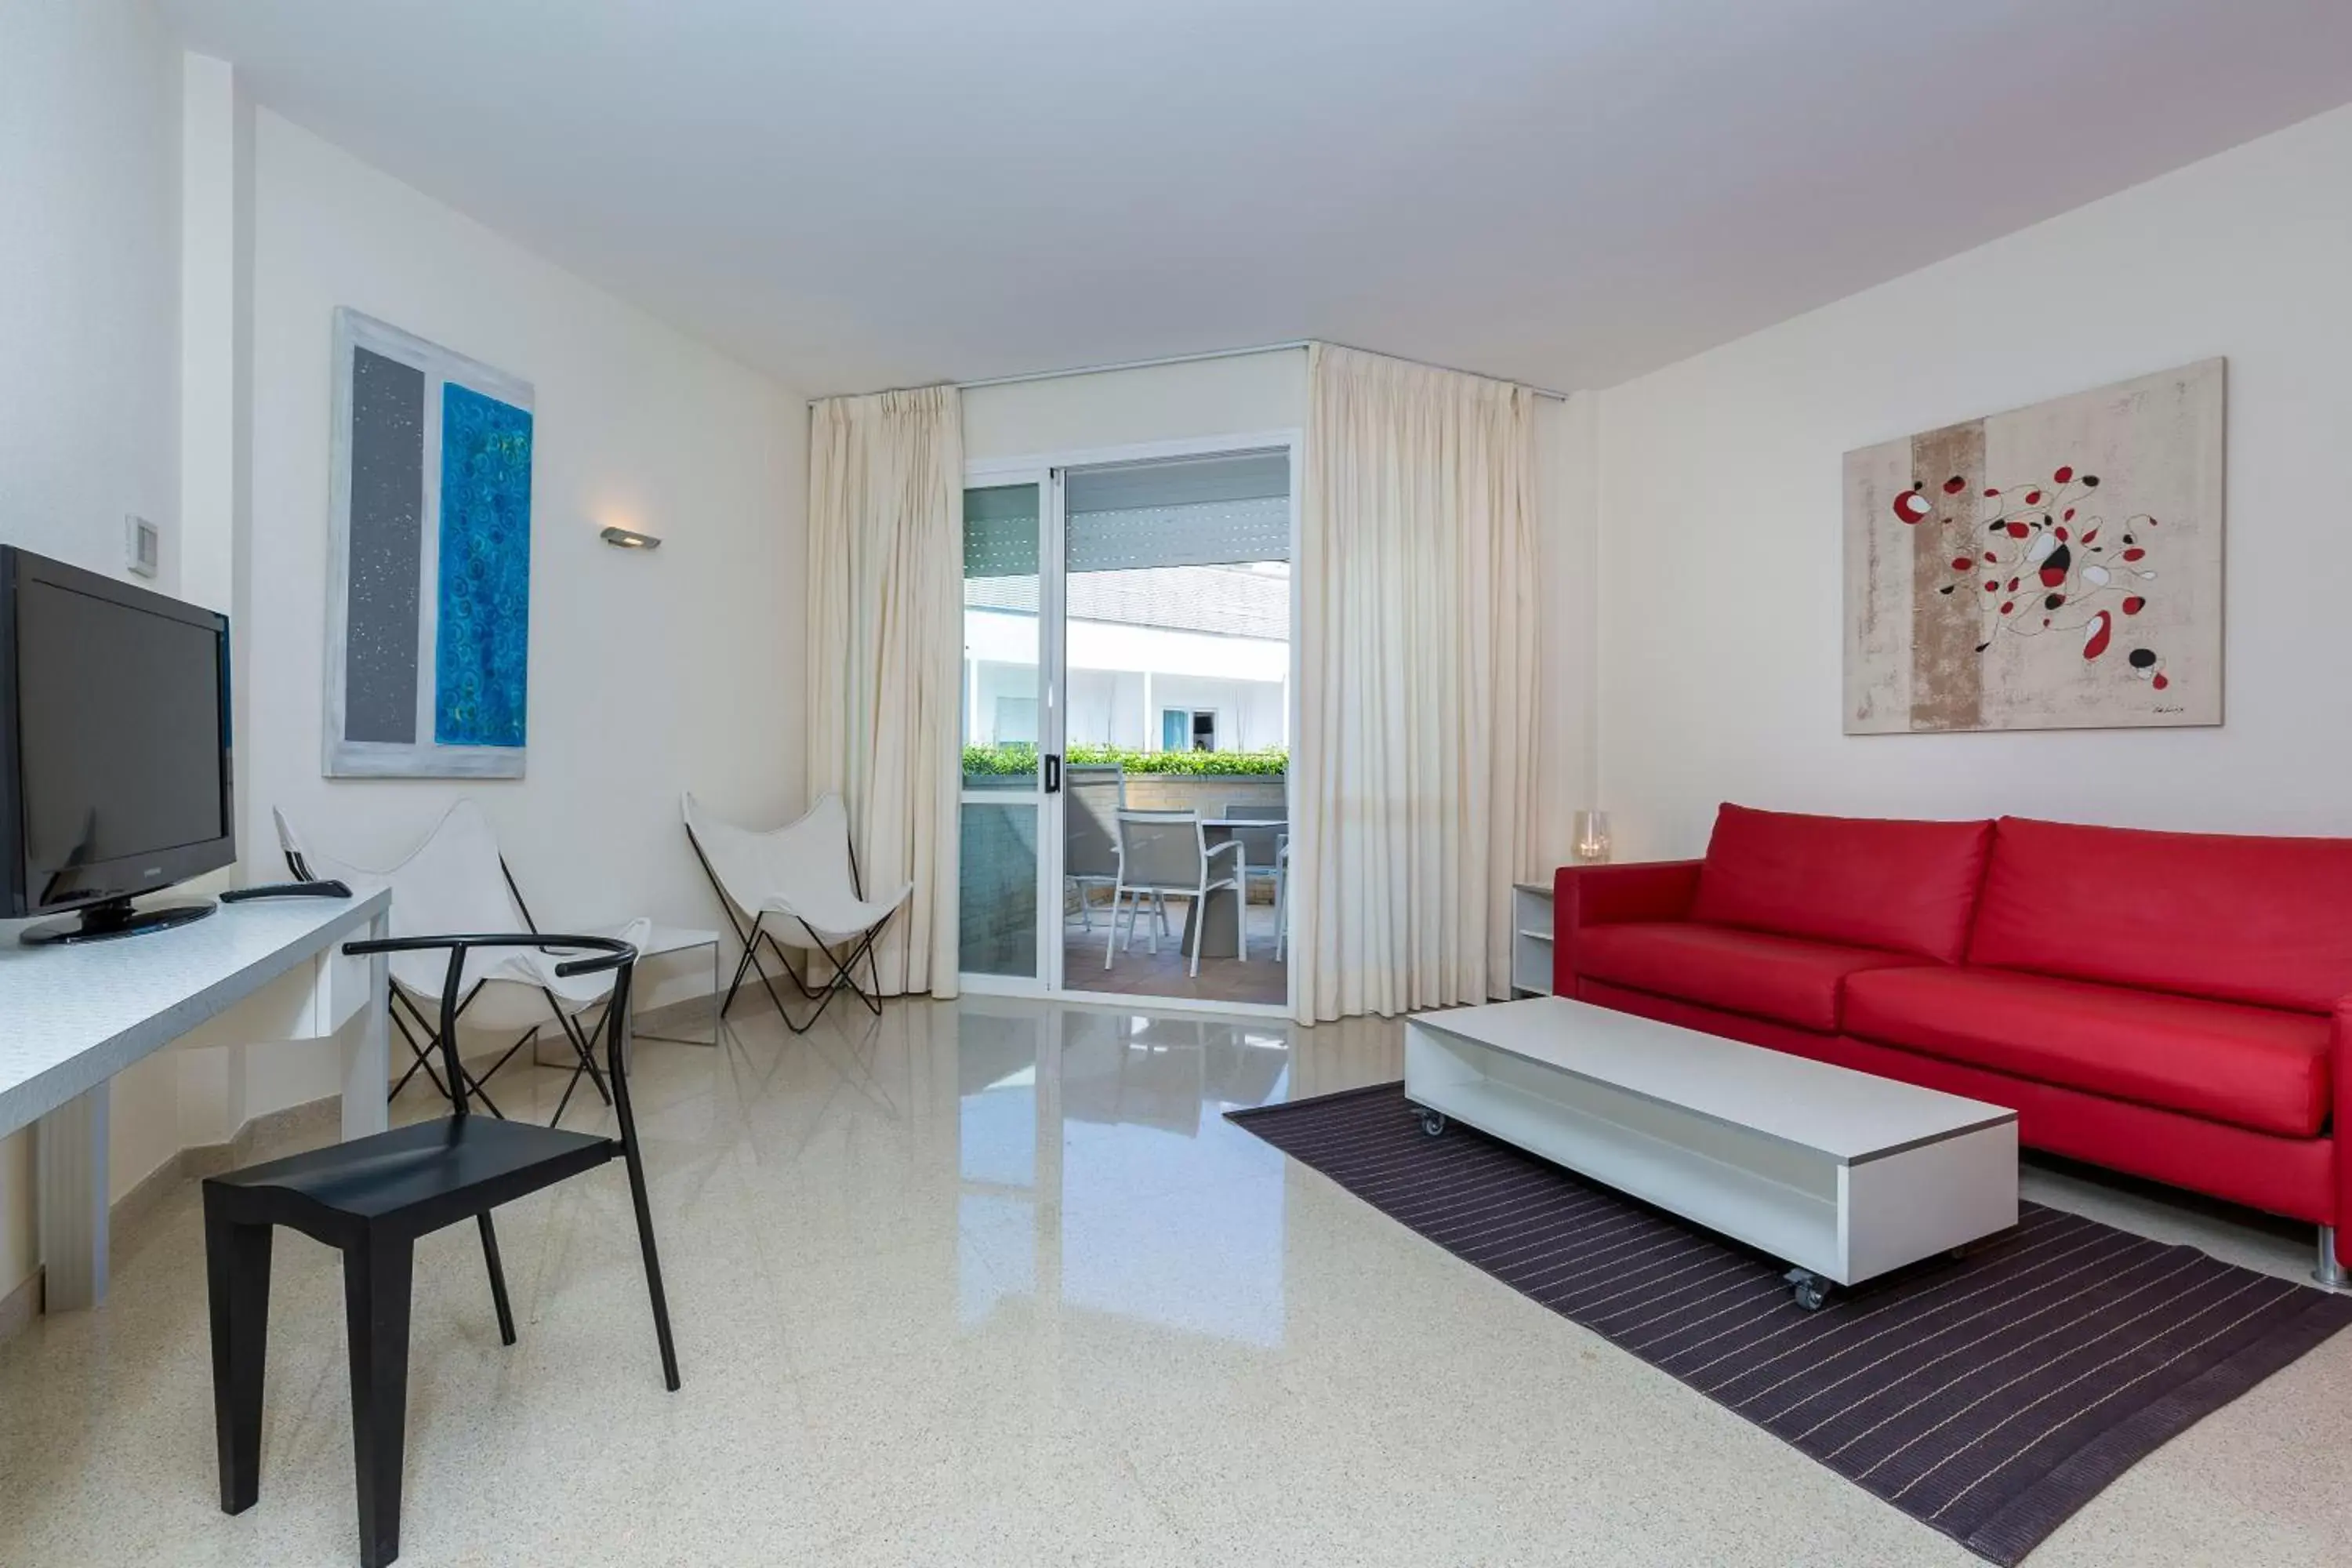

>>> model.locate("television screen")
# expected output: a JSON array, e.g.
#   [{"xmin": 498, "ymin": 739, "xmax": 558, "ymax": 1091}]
[
  {"xmin": 2, "ymin": 546, "xmax": 234, "ymax": 939},
  {"xmin": 18, "ymin": 576, "xmax": 228, "ymax": 885}
]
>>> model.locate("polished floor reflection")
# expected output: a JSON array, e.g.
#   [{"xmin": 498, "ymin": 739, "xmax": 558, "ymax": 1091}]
[{"xmin": 1, "ymin": 996, "xmax": 2347, "ymax": 1566}]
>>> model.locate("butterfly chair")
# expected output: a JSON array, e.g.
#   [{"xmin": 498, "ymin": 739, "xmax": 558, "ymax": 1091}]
[
  {"xmin": 682, "ymin": 792, "xmax": 913, "ymax": 1033},
  {"xmin": 204, "ymin": 932, "xmax": 678, "ymax": 1568},
  {"xmin": 1106, "ymin": 809, "xmax": 1246, "ymax": 978},
  {"xmin": 277, "ymin": 801, "xmax": 659, "ymax": 1127}
]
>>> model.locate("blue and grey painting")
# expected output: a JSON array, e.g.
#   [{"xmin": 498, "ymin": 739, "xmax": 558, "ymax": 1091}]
[{"xmin": 434, "ymin": 383, "xmax": 532, "ymax": 749}]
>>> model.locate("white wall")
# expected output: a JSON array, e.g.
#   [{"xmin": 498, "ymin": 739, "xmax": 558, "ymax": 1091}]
[
  {"xmin": 1536, "ymin": 391, "xmax": 1601, "ymax": 867},
  {"xmin": 1142, "ymin": 675, "xmax": 1286, "ymax": 753},
  {"xmin": 961, "ymin": 350, "xmax": 1308, "ymax": 462},
  {"xmin": 0, "ymin": 0, "xmax": 187, "ymax": 1308},
  {"xmin": 0, "ymin": 1, "xmax": 183, "ymax": 586},
  {"xmin": 1592, "ymin": 102, "xmax": 2352, "ymax": 862},
  {"xmin": 239, "ymin": 108, "xmax": 804, "ymax": 1114}
]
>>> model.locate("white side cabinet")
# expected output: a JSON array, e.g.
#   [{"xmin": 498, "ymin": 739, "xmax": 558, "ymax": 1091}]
[{"xmin": 1510, "ymin": 882, "xmax": 1553, "ymax": 998}]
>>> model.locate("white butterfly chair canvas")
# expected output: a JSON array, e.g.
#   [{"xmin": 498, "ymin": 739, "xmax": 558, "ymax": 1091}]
[
  {"xmin": 276, "ymin": 800, "xmax": 651, "ymax": 1125},
  {"xmin": 681, "ymin": 792, "xmax": 913, "ymax": 1034}
]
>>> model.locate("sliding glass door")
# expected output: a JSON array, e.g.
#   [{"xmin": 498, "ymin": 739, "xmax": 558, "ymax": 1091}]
[
  {"xmin": 959, "ymin": 477, "xmax": 1054, "ymax": 983},
  {"xmin": 960, "ymin": 442, "xmax": 1296, "ymax": 1012}
]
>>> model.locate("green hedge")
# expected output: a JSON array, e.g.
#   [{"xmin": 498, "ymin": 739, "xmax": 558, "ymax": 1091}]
[{"xmin": 963, "ymin": 742, "xmax": 1287, "ymax": 778}]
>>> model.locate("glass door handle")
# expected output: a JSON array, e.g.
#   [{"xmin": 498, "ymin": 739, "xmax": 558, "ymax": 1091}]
[{"xmin": 1044, "ymin": 753, "xmax": 1062, "ymax": 793}]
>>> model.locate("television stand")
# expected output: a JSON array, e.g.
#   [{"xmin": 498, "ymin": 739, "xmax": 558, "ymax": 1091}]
[{"xmin": 20, "ymin": 894, "xmax": 218, "ymax": 946}]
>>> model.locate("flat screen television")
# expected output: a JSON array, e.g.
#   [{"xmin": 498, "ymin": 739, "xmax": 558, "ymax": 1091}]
[{"xmin": 1, "ymin": 546, "xmax": 235, "ymax": 944}]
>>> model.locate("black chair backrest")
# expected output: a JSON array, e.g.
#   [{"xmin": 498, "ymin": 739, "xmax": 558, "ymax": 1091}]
[{"xmin": 343, "ymin": 933, "xmax": 639, "ymax": 1127}]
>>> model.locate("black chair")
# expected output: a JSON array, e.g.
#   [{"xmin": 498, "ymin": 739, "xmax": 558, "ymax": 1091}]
[{"xmin": 202, "ymin": 934, "xmax": 680, "ymax": 1568}]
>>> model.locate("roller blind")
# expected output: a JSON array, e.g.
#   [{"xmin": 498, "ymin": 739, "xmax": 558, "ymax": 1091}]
[
  {"xmin": 963, "ymin": 483, "xmax": 1039, "ymax": 579},
  {"xmin": 1065, "ymin": 449, "xmax": 1290, "ymax": 572}
]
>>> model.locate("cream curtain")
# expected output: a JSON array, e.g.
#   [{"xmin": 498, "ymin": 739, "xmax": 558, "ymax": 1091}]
[
  {"xmin": 1292, "ymin": 344, "xmax": 1539, "ymax": 1023},
  {"xmin": 806, "ymin": 384, "xmax": 963, "ymax": 998}
]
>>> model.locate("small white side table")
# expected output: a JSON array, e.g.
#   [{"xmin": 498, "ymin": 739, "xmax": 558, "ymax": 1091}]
[
  {"xmin": 1510, "ymin": 882, "xmax": 1554, "ymax": 997},
  {"xmin": 528, "ymin": 924, "xmax": 723, "ymax": 1068},
  {"xmin": 630, "ymin": 925, "xmax": 724, "ymax": 1046}
]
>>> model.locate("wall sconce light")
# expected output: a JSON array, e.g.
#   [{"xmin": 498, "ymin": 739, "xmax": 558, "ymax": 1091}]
[
  {"xmin": 1573, "ymin": 810, "xmax": 1613, "ymax": 865},
  {"xmin": 600, "ymin": 526, "xmax": 662, "ymax": 550}
]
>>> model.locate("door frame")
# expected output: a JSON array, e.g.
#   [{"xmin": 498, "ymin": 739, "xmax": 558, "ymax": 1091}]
[
  {"xmin": 960, "ymin": 428, "xmax": 1302, "ymax": 1019},
  {"xmin": 957, "ymin": 464, "xmax": 1059, "ymax": 999}
]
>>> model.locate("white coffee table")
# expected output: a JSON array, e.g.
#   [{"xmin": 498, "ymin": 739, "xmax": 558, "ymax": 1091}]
[{"xmin": 1403, "ymin": 996, "xmax": 2018, "ymax": 1309}]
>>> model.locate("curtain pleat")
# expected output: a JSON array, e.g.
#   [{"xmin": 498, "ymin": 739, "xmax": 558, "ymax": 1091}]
[
  {"xmin": 805, "ymin": 384, "xmax": 963, "ymax": 998},
  {"xmin": 1293, "ymin": 345, "xmax": 1538, "ymax": 1022}
]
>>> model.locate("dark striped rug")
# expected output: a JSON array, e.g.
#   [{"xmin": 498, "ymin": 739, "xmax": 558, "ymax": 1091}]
[{"xmin": 1229, "ymin": 1083, "xmax": 2352, "ymax": 1564}]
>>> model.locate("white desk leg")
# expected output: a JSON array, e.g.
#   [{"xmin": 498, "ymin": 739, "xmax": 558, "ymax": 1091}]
[
  {"xmin": 342, "ymin": 909, "xmax": 392, "ymax": 1141},
  {"xmin": 34, "ymin": 1083, "xmax": 109, "ymax": 1312}
]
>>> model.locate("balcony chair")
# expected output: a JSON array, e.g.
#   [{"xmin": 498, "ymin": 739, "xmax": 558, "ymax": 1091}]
[
  {"xmin": 1107, "ymin": 809, "xmax": 1246, "ymax": 978},
  {"xmin": 1064, "ymin": 764, "xmax": 1129, "ymax": 932},
  {"xmin": 1219, "ymin": 800, "xmax": 1289, "ymax": 960}
]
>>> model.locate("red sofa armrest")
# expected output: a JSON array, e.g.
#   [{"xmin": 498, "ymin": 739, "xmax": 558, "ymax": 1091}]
[
  {"xmin": 1553, "ymin": 860, "xmax": 1703, "ymax": 996},
  {"xmin": 2336, "ymin": 1000, "xmax": 2351, "ymax": 1272}
]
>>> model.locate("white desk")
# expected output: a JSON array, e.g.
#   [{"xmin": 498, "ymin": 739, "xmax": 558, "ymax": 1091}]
[{"xmin": 0, "ymin": 890, "xmax": 391, "ymax": 1311}]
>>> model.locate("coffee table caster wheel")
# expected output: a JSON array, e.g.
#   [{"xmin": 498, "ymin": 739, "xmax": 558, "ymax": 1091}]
[
  {"xmin": 1418, "ymin": 1109, "xmax": 1448, "ymax": 1138},
  {"xmin": 1784, "ymin": 1268, "xmax": 1828, "ymax": 1312}
]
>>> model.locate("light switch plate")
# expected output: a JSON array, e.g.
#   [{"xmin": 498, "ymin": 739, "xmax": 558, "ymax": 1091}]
[{"xmin": 125, "ymin": 514, "xmax": 160, "ymax": 578}]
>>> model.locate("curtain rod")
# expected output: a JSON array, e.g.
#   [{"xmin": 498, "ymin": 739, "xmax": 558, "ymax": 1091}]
[{"xmin": 807, "ymin": 339, "xmax": 1573, "ymax": 405}]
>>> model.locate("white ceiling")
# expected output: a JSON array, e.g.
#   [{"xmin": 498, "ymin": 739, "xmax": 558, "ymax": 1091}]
[{"xmin": 160, "ymin": 0, "xmax": 2352, "ymax": 397}]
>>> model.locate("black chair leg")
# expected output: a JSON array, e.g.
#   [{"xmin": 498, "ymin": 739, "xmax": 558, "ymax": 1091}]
[
  {"xmin": 204, "ymin": 1195, "xmax": 273, "ymax": 1515},
  {"xmin": 476, "ymin": 1213, "xmax": 517, "ymax": 1346},
  {"xmin": 618, "ymin": 1140, "xmax": 681, "ymax": 1392},
  {"xmin": 860, "ymin": 931, "xmax": 887, "ymax": 1015},
  {"xmin": 342, "ymin": 1231, "xmax": 416, "ymax": 1568}
]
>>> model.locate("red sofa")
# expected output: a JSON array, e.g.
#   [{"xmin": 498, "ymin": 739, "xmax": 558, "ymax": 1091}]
[{"xmin": 1554, "ymin": 804, "xmax": 2352, "ymax": 1276}]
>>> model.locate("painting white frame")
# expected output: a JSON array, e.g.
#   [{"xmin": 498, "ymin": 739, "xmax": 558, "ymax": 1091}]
[
  {"xmin": 1843, "ymin": 359, "xmax": 2224, "ymax": 735},
  {"xmin": 324, "ymin": 307, "xmax": 535, "ymax": 778}
]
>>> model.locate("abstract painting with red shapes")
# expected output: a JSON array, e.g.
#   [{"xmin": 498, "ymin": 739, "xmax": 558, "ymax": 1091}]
[{"xmin": 1845, "ymin": 359, "xmax": 2223, "ymax": 733}]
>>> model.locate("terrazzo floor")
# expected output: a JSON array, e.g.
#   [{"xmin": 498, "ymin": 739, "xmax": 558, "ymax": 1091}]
[{"xmin": 1, "ymin": 995, "xmax": 2347, "ymax": 1566}]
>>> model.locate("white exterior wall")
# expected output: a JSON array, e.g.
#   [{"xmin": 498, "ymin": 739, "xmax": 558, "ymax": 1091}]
[{"xmin": 964, "ymin": 609, "xmax": 1287, "ymax": 752}]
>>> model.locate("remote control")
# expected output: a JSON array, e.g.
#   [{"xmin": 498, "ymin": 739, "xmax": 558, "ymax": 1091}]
[{"xmin": 220, "ymin": 879, "xmax": 354, "ymax": 903}]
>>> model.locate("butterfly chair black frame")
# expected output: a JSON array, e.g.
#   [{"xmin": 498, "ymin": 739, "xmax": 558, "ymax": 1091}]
[
  {"xmin": 280, "ymin": 841, "xmax": 615, "ymax": 1123},
  {"xmin": 201, "ymin": 933, "xmax": 679, "ymax": 1568},
  {"xmin": 684, "ymin": 818, "xmax": 895, "ymax": 1036}
]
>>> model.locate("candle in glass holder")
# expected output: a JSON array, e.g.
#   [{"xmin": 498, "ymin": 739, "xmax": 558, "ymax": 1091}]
[{"xmin": 1573, "ymin": 810, "xmax": 1612, "ymax": 865}]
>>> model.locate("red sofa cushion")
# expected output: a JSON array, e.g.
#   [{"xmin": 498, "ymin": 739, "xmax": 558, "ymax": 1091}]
[
  {"xmin": 1574, "ymin": 921, "xmax": 1929, "ymax": 1033},
  {"xmin": 1690, "ymin": 804, "xmax": 1993, "ymax": 963},
  {"xmin": 1844, "ymin": 965, "xmax": 2332, "ymax": 1138},
  {"xmin": 1968, "ymin": 816, "xmax": 2352, "ymax": 1014}
]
